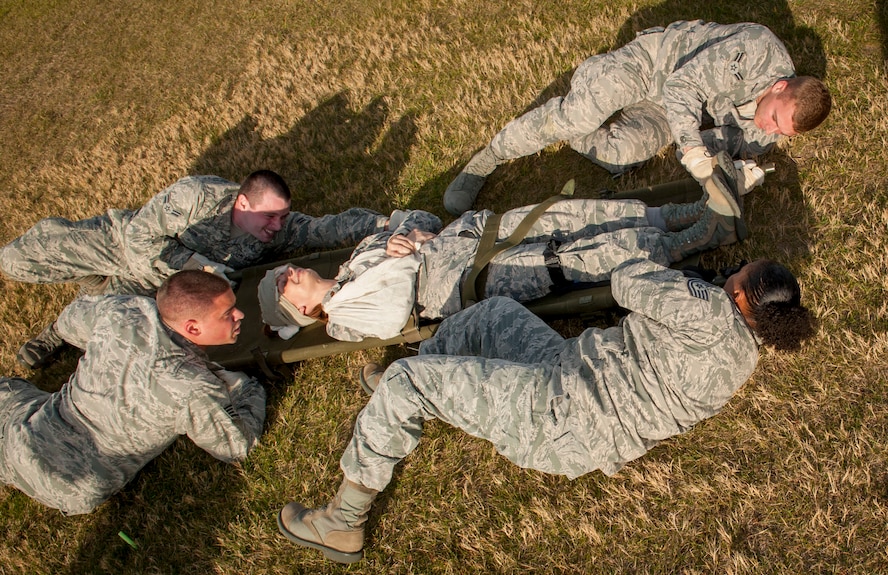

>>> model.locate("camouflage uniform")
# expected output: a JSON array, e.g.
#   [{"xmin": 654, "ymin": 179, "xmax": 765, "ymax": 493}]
[
  {"xmin": 325, "ymin": 200, "xmax": 670, "ymax": 341},
  {"xmin": 340, "ymin": 259, "xmax": 760, "ymax": 491},
  {"xmin": 490, "ymin": 20, "xmax": 795, "ymax": 173},
  {"xmin": 0, "ymin": 175, "xmax": 388, "ymax": 295},
  {"xmin": 0, "ymin": 295, "xmax": 266, "ymax": 515}
]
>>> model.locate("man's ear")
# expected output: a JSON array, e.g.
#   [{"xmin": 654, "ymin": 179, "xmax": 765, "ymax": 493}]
[
  {"xmin": 234, "ymin": 193, "xmax": 250, "ymax": 211},
  {"xmin": 183, "ymin": 318, "xmax": 202, "ymax": 338},
  {"xmin": 771, "ymin": 79, "xmax": 789, "ymax": 95}
]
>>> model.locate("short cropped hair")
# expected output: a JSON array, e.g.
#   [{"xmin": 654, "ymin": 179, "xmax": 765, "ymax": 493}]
[
  {"xmin": 740, "ymin": 260, "xmax": 815, "ymax": 351},
  {"xmin": 785, "ymin": 76, "xmax": 831, "ymax": 133},
  {"xmin": 238, "ymin": 170, "xmax": 292, "ymax": 204},
  {"xmin": 157, "ymin": 270, "xmax": 232, "ymax": 323}
]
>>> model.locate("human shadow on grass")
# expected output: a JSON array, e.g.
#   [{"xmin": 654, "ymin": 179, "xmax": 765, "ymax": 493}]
[
  {"xmin": 191, "ymin": 90, "xmax": 419, "ymax": 219},
  {"xmin": 49, "ymin": 91, "xmax": 420, "ymax": 574},
  {"xmin": 421, "ymin": 0, "xmax": 824, "ymax": 234}
]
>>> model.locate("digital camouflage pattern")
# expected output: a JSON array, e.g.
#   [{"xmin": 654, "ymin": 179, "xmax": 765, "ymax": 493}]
[
  {"xmin": 419, "ymin": 199, "xmax": 671, "ymax": 318},
  {"xmin": 340, "ymin": 259, "xmax": 760, "ymax": 491},
  {"xmin": 489, "ymin": 20, "xmax": 795, "ymax": 173},
  {"xmin": 323, "ymin": 199, "xmax": 704, "ymax": 341},
  {"xmin": 0, "ymin": 175, "xmax": 388, "ymax": 295},
  {"xmin": 0, "ymin": 295, "xmax": 266, "ymax": 515}
]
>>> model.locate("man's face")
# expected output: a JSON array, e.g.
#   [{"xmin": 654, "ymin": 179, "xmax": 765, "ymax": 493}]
[
  {"xmin": 232, "ymin": 192, "xmax": 291, "ymax": 243},
  {"xmin": 277, "ymin": 265, "xmax": 328, "ymax": 316},
  {"xmin": 754, "ymin": 81, "xmax": 797, "ymax": 137},
  {"xmin": 193, "ymin": 290, "xmax": 244, "ymax": 346}
]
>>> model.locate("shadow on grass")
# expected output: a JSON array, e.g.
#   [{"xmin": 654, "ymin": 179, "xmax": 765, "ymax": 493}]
[
  {"xmin": 416, "ymin": 0, "xmax": 821, "ymax": 261},
  {"xmin": 40, "ymin": 91, "xmax": 421, "ymax": 574},
  {"xmin": 877, "ymin": 0, "xmax": 888, "ymax": 67},
  {"xmin": 191, "ymin": 91, "xmax": 419, "ymax": 218}
]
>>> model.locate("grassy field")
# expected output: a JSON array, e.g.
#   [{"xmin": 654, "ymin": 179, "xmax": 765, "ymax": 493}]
[{"xmin": 0, "ymin": 0, "xmax": 886, "ymax": 573}]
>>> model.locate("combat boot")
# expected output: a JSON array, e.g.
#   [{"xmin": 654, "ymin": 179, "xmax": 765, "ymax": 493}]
[
  {"xmin": 278, "ymin": 478, "xmax": 379, "ymax": 564},
  {"xmin": 659, "ymin": 197, "xmax": 706, "ymax": 231},
  {"xmin": 443, "ymin": 146, "xmax": 500, "ymax": 215},
  {"xmin": 661, "ymin": 170, "xmax": 746, "ymax": 262},
  {"xmin": 357, "ymin": 362, "xmax": 384, "ymax": 396},
  {"xmin": 17, "ymin": 322, "xmax": 66, "ymax": 370},
  {"xmin": 707, "ymin": 165, "xmax": 748, "ymax": 241}
]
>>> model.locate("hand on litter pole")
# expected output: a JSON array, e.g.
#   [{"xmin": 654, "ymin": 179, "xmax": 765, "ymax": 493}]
[
  {"xmin": 184, "ymin": 253, "xmax": 236, "ymax": 283},
  {"xmin": 733, "ymin": 160, "xmax": 766, "ymax": 196},
  {"xmin": 680, "ymin": 145, "xmax": 715, "ymax": 183}
]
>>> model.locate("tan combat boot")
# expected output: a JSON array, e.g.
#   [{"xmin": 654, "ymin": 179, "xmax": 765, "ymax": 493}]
[{"xmin": 277, "ymin": 478, "xmax": 378, "ymax": 564}]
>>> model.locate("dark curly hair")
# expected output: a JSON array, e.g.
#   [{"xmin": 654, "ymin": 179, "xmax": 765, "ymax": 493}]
[{"xmin": 739, "ymin": 260, "xmax": 816, "ymax": 351}]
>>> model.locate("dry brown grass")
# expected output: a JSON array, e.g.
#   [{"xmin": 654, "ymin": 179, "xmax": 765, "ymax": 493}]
[{"xmin": 0, "ymin": 0, "xmax": 886, "ymax": 573}]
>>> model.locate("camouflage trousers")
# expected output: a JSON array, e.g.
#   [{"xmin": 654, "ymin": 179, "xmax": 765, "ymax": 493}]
[
  {"xmin": 488, "ymin": 35, "xmax": 749, "ymax": 174},
  {"xmin": 0, "ymin": 378, "xmax": 69, "ymax": 513},
  {"xmin": 483, "ymin": 199, "xmax": 672, "ymax": 303},
  {"xmin": 418, "ymin": 198, "xmax": 677, "ymax": 320},
  {"xmin": 341, "ymin": 297, "xmax": 595, "ymax": 491},
  {"xmin": 484, "ymin": 226, "xmax": 672, "ymax": 303},
  {"xmin": 0, "ymin": 215, "xmax": 155, "ymax": 295}
]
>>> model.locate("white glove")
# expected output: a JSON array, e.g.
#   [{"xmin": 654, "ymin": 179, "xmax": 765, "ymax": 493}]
[
  {"xmin": 680, "ymin": 146, "xmax": 714, "ymax": 182},
  {"xmin": 733, "ymin": 160, "xmax": 766, "ymax": 196},
  {"xmin": 184, "ymin": 253, "xmax": 235, "ymax": 278}
]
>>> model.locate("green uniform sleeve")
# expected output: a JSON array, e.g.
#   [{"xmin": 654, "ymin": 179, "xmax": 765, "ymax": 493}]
[
  {"xmin": 389, "ymin": 210, "xmax": 442, "ymax": 237},
  {"xmin": 611, "ymin": 258, "xmax": 735, "ymax": 346},
  {"xmin": 55, "ymin": 295, "xmax": 113, "ymax": 349}
]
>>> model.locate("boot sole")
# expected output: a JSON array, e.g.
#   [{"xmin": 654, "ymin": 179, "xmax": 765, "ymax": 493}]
[
  {"xmin": 709, "ymin": 165, "xmax": 748, "ymax": 241},
  {"xmin": 16, "ymin": 343, "xmax": 66, "ymax": 370},
  {"xmin": 276, "ymin": 509, "xmax": 363, "ymax": 564},
  {"xmin": 358, "ymin": 364, "xmax": 383, "ymax": 396}
]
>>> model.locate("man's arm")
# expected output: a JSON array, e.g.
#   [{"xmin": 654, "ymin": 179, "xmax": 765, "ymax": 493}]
[
  {"xmin": 385, "ymin": 210, "xmax": 442, "ymax": 257},
  {"xmin": 278, "ymin": 208, "xmax": 390, "ymax": 251},
  {"xmin": 178, "ymin": 368, "xmax": 266, "ymax": 462},
  {"xmin": 55, "ymin": 295, "xmax": 112, "ymax": 348},
  {"xmin": 387, "ymin": 210, "xmax": 442, "ymax": 237}
]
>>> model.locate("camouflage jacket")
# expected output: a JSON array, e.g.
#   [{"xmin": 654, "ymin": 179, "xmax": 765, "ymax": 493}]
[
  {"xmin": 0, "ymin": 295, "xmax": 266, "ymax": 515},
  {"xmin": 556, "ymin": 258, "xmax": 760, "ymax": 477},
  {"xmin": 108, "ymin": 175, "xmax": 388, "ymax": 290},
  {"xmin": 646, "ymin": 20, "xmax": 796, "ymax": 154}
]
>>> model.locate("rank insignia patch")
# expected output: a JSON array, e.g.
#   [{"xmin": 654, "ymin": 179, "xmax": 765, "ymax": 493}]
[
  {"xmin": 728, "ymin": 53, "xmax": 745, "ymax": 81},
  {"xmin": 687, "ymin": 278, "xmax": 712, "ymax": 301}
]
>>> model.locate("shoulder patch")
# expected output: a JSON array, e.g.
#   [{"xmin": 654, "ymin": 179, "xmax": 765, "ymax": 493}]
[
  {"xmin": 686, "ymin": 278, "xmax": 712, "ymax": 301},
  {"xmin": 728, "ymin": 52, "xmax": 745, "ymax": 81}
]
